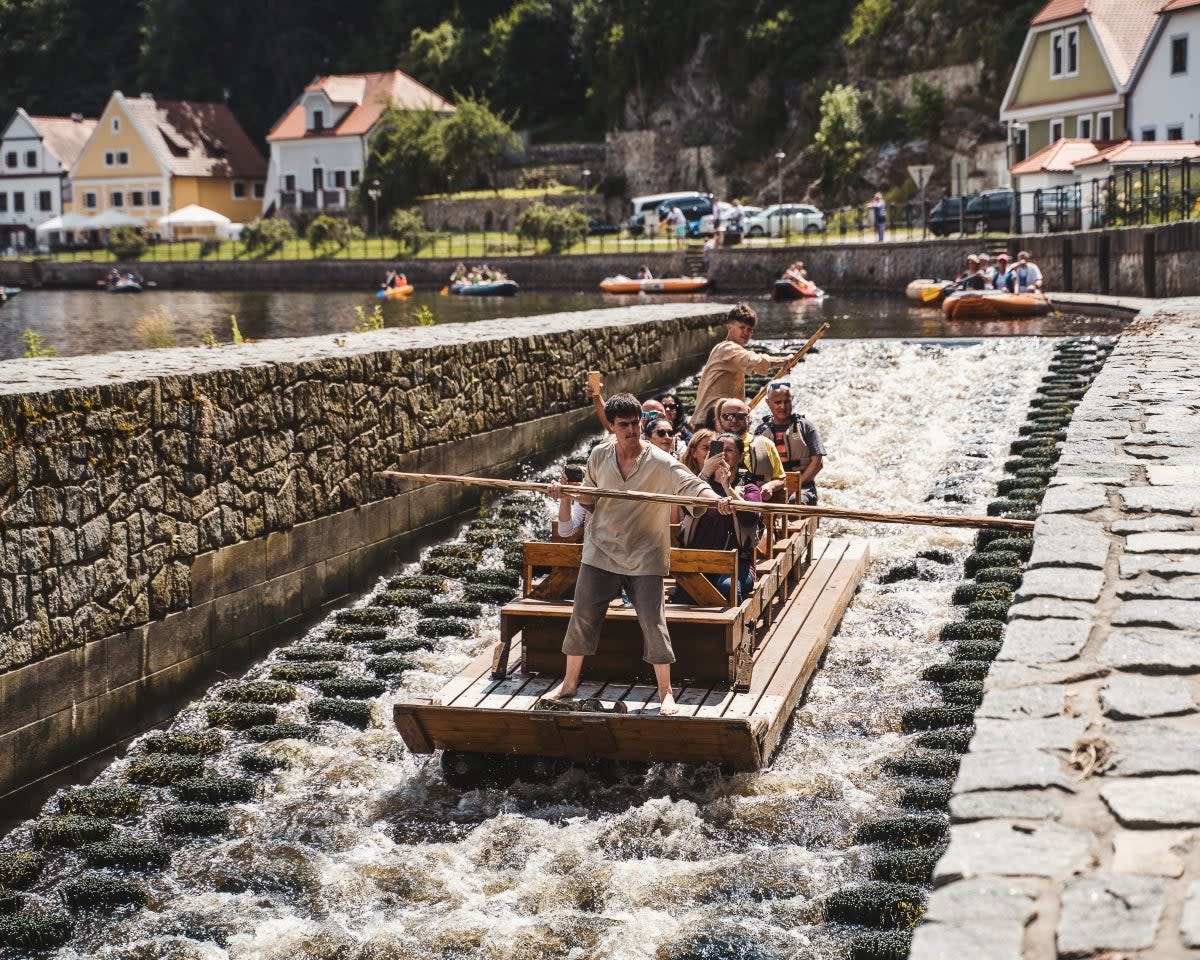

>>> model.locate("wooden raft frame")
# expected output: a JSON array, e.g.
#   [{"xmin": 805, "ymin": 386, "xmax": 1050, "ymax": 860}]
[{"xmin": 393, "ymin": 530, "xmax": 868, "ymax": 772}]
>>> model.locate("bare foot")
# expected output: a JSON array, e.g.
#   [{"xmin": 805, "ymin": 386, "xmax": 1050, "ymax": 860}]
[
  {"xmin": 657, "ymin": 689, "xmax": 679, "ymax": 716},
  {"xmin": 543, "ymin": 681, "xmax": 577, "ymax": 701}
]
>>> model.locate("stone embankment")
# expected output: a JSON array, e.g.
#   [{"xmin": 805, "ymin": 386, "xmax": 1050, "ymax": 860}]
[
  {"xmin": 912, "ymin": 300, "xmax": 1200, "ymax": 959},
  {"xmin": 0, "ymin": 303, "xmax": 727, "ymax": 803}
]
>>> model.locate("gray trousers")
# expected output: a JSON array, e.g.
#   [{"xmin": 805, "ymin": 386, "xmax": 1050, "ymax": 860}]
[{"xmin": 562, "ymin": 563, "xmax": 674, "ymax": 664}]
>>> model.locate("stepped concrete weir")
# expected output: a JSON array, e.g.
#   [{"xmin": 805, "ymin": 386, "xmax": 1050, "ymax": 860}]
[{"xmin": 0, "ymin": 303, "xmax": 727, "ymax": 808}]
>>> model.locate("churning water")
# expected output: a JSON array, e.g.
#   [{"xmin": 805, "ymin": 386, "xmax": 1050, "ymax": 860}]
[{"xmin": 5, "ymin": 336, "xmax": 1057, "ymax": 960}]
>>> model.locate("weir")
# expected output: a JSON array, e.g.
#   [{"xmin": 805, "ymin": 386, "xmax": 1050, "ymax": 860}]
[{"xmin": 0, "ymin": 303, "xmax": 727, "ymax": 806}]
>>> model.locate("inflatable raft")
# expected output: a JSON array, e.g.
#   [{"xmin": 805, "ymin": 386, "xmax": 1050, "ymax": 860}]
[
  {"xmin": 772, "ymin": 276, "xmax": 824, "ymax": 300},
  {"xmin": 376, "ymin": 284, "xmax": 414, "ymax": 299},
  {"xmin": 599, "ymin": 276, "xmax": 710, "ymax": 295},
  {"xmin": 905, "ymin": 278, "xmax": 955, "ymax": 305},
  {"xmin": 942, "ymin": 290, "xmax": 1051, "ymax": 320},
  {"xmin": 450, "ymin": 280, "xmax": 519, "ymax": 297}
]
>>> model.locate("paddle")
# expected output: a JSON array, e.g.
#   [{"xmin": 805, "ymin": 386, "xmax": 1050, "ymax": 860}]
[
  {"xmin": 920, "ymin": 283, "xmax": 948, "ymax": 303},
  {"xmin": 747, "ymin": 322, "xmax": 830, "ymax": 409},
  {"xmin": 1041, "ymin": 290, "xmax": 1062, "ymax": 317},
  {"xmin": 376, "ymin": 470, "xmax": 1036, "ymax": 532},
  {"xmin": 439, "ymin": 286, "xmax": 449, "ymax": 296}
]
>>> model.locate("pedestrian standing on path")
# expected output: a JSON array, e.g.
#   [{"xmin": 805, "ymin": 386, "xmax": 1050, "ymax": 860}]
[{"xmin": 870, "ymin": 192, "xmax": 887, "ymax": 242}]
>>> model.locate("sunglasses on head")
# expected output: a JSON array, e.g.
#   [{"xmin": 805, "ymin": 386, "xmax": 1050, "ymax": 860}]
[
  {"xmin": 640, "ymin": 411, "xmax": 661, "ymax": 420},
  {"xmin": 767, "ymin": 381, "xmax": 790, "ymax": 392}
]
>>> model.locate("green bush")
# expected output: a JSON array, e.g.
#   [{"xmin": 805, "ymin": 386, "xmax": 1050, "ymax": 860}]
[
  {"xmin": 57, "ymin": 785, "xmax": 142, "ymax": 818},
  {"xmin": 901, "ymin": 706, "xmax": 976, "ymax": 732},
  {"xmin": 388, "ymin": 207, "xmax": 431, "ymax": 255},
  {"xmin": 465, "ymin": 528, "xmax": 510, "ymax": 545},
  {"xmin": 515, "ymin": 200, "xmax": 588, "ymax": 253},
  {"xmin": 870, "ymin": 849, "xmax": 943, "ymax": 884},
  {"xmin": 463, "ymin": 583, "xmax": 518, "ymax": 604},
  {"xmin": 0, "ymin": 910, "xmax": 73, "ymax": 950},
  {"xmin": 850, "ymin": 930, "xmax": 914, "ymax": 960},
  {"xmin": 377, "ymin": 589, "xmax": 434, "ymax": 608},
  {"xmin": 32, "ymin": 816, "xmax": 113, "ymax": 848},
  {"xmin": 142, "ymin": 730, "xmax": 225, "ymax": 756},
  {"xmin": 106, "ymin": 226, "xmax": 147, "ymax": 260},
  {"xmin": 421, "ymin": 556, "xmax": 475, "ymax": 577},
  {"xmin": 900, "ymin": 784, "xmax": 952, "ymax": 810},
  {"xmin": 951, "ymin": 583, "xmax": 1014, "ymax": 605},
  {"xmin": 939, "ymin": 619, "xmax": 1005, "ymax": 643},
  {"xmin": 469, "ymin": 518, "xmax": 522, "ymax": 533},
  {"xmin": 1004, "ymin": 457, "xmax": 1054, "ymax": 474},
  {"xmin": 315, "ymin": 677, "xmax": 386, "ymax": 700},
  {"xmin": 941, "ymin": 680, "xmax": 985, "ymax": 706},
  {"xmin": 915, "ymin": 728, "xmax": 974, "ymax": 752},
  {"xmin": 419, "ymin": 601, "xmax": 482, "ymax": 619},
  {"xmin": 159, "ymin": 805, "xmax": 230, "ymax": 836},
  {"xmin": 882, "ymin": 751, "xmax": 961, "ymax": 778},
  {"xmin": 280, "ymin": 644, "xmax": 347, "ymax": 661},
  {"xmin": 964, "ymin": 551, "xmax": 1023, "ymax": 575},
  {"xmin": 922, "ymin": 660, "xmax": 990, "ymax": 683},
  {"xmin": 824, "ymin": 882, "xmax": 927, "ymax": 928},
  {"xmin": 219, "ymin": 681, "xmax": 298, "ymax": 704},
  {"xmin": 309, "ymin": 697, "xmax": 372, "ymax": 728},
  {"xmin": 428, "ymin": 543, "xmax": 484, "ymax": 561},
  {"xmin": 244, "ymin": 723, "xmax": 321, "ymax": 743},
  {"xmin": 305, "ymin": 214, "xmax": 360, "ymax": 255},
  {"xmin": 967, "ymin": 599, "xmax": 1009, "ymax": 621},
  {"xmin": 205, "ymin": 703, "xmax": 277, "ymax": 730},
  {"xmin": 855, "ymin": 815, "xmax": 948, "ymax": 848},
  {"xmin": 323, "ymin": 625, "xmax": 388, "ymax": 643},
  {"xmin": 127, "ymin": 754, "xmax": 205, "ymax": 785},
  {"xmin": 1015, "ymin": 466, "xmax": 1057, "ymax": 482},
  {"xmin": 271, "ymin": 662, "xmax": 341, "ymax": 682},
  {"xmin": 0, "ymin": 852, "xmax": 45, "ymax": 890},
  {"xmin": 386, "ymin": 575, "xmax": 447, "ymax": 591},
  {"xmin": 976, "ymin": 526, "xmax": 1031, "ymax": 549},
  {"xmin": 972, "ymin": 567, "xmax": 1024, "ymax": 587},
  {"xmin": 416, "ymin": 618, "xmax": 472, "ymax": 638},
  {"xmin": 916, "ymin": 549, "xmax": 954, "ymax": 565},
  {"xmin": 239, "ymin": 749, "xmax": 291, "ymax": 773},
  {"xmin": 952, "ymin": 639, "xmax": 1003, "ymax": 662},
  {"xmin": 333, "ymin": 607, "xmax": 399, "ymax": 626},
  {"xmin": 986, "ymin": 537, "xmax": 1035, "ymax": 559},
  {"xmin": 986, "ymin": 498, "xmax": 1040, "ymax": 517},
  {"xmin": 82, "ymin": 839, "xmax": 171, "ymax": 869},
  {"xmin": 241, "ymin": 217, "xmax": 296, "ymax": 256},
  {"xmin": 172, "ymin": 776, "xmax": 256, "ymax": 804},
  {"xmin": 1009, "ymin": 437, "xmax": 1060, "ymax": 454},
  {"xmin": 366, "ymin": 655, "xmax": 420, "ymax": 677},
  {"xmin": 369, "ymin": 635, "xmax": 434, "ymax": 654}
]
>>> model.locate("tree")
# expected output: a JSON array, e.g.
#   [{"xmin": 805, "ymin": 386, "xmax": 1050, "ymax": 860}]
[
  {"xmin": 814, "ymin": 84, "xmax": 865, "ymax": 202},
  {"xmin": 435, "ymin": 96, "xmax": 521, "ymax": 192},
  {"xmin": 515, "ymin": 201, "xmax": 587, "ymax": 253},
  {"xmin": 359, "ymin": 108, "xmax": 443, "ymax": 209},
  {"xmin": 389, "ymin": 208, "xmax": 431, "ymax": 255},
  {"xmin": 305, "ymin": 215, "xmax": 360, "ymax": 255},
  {"xmin": 106, "ymin": 227, "xmax": 147, "ymax": 260},
  {"xmin": 241, "ymin": 218, "xmax": 296, "ymax": 257}
]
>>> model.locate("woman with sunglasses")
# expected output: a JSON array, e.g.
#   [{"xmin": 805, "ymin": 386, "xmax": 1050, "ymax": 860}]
[
  {"xmin": 642, "ymin": 413, "xmax": 682, "ymax": 458},
  {"xmin": 656, "ymin": 392, "xmax": 693, "ymax": 444}
]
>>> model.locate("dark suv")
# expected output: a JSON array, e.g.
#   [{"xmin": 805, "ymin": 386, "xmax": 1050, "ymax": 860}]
[
  {"xmin": 965, "ymin": 188, "xmax": 1014, "ymax": 233},
  {"xmin": 926, "ymin": 196, "xmax": 967, "ymax": 236},
  {"xmin": 656, "ymin": 195, "xmax": 714, "ymax": 233}
]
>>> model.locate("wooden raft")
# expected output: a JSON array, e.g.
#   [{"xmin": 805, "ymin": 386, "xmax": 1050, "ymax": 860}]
[{"xmin": 394, "ymin": 528, "xmax": 868, "ymax": 772}]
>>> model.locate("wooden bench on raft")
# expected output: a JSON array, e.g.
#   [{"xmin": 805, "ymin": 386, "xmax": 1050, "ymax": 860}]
[{"xmin": 491, "ymin": 517, "xmax": 818, "ymax": 690}]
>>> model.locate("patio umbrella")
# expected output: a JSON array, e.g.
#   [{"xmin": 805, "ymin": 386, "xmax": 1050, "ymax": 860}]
[
  {"xmin": 87, "ymin": 209, "xmax": 141, "ymax": 230},
  {"xmin": 158, "ymin": 204, "xmax": 231, "ymax": 239}
]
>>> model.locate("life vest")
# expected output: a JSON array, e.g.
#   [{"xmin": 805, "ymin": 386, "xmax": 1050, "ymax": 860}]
[
  {"xmin": 754, "ymin": 415, "xmax": 813, "ymax": 471},
  {"xmin": 744, "ymin": 434, "xmax": 777, "ymax": 483}
]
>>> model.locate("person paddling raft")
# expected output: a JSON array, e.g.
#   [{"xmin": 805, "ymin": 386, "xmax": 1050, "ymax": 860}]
[{"xmin": 691, "ymin": 302, "xmax": 791, "ymax": 429}]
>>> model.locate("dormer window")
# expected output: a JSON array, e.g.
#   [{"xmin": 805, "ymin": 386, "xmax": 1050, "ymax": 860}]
[
  {"xmin": 1051, "ymin": 27, "xmax": 1080, "ymax": 79},
  {"xmin": 311, "ymin": 109, "xmax": 324, "ymax": 132}
]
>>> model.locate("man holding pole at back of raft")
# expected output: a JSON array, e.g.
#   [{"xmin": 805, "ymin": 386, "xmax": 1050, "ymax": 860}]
[
  {"xmin": 692, "ymin": 302, "xmax": 791, "ymax": 430},
  {"xmin": 545, "ymin": 392, "xmax": 732, "ymax": 715}
]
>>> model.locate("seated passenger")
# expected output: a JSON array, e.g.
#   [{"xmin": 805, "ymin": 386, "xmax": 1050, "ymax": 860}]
[{"xmin": 753, "ymin": 381, "xmax": 825, "ymax": 505}]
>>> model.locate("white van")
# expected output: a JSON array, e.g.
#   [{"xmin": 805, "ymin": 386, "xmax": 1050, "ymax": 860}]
[{"xmin": 627, "ymin": 191, "xmax": 706, "ymax": 236}]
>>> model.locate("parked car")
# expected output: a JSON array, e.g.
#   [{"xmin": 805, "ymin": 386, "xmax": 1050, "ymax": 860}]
[
  {"xmin": 696, "ymin": 205, "xmax": 763, "ymax": 237},
  {"xmin": 655, "ymin": 195, "xmax": 714, "ymax": 235},
  {"xmin": 744, "ymin": 203, "xmax": 826, "ymax": 237},
  {"xmin": 926, "ymin": 196, "xmax": 968, "ymax": 236},
  {"xmin": 587, "ymin": 217, "xmax": 621, "ymax": 236},
  {"xmin": 965, "ymin": 188, "xmax": 1014, "ymax": 233},
  {"xmin": 625, "ymin": 191, "xmax": 709, "ymax": 236},
  {"xmin": 1033, "ymin": 185, "xmax": 1082, "ymax": 233}
]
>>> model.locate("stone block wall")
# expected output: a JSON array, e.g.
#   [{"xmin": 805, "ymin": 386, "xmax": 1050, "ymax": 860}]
[{"xmin": 0, "ymin": 304, "xmax": 727, "ymax": 800}]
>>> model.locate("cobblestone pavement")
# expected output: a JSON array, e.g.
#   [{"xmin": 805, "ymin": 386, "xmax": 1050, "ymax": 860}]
[{"xmin": 912, "ymin": 299, "xmax": 1200, "ymax": 959}]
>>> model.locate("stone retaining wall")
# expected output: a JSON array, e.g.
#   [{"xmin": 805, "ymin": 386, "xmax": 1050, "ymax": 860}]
[{"xmin": 0, "ymin": 303, "xmax": 727, "ymax": 801}]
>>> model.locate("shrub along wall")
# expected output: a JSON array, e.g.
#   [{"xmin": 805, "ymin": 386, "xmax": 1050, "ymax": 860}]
[{"xmin": 0, "ymin": 303, "xmax": 727, "ymax": 802}]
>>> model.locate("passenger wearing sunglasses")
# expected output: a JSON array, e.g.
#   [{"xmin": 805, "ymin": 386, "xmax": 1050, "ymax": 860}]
[
  {"xmin": 753, "ymin": 381, "xmax": 824, "ymax": 505},
  {"xmin": 715, "ymin": 397, "xmax": 786, "ymax": 503},
  {"xmin": 692, "ymin": 302, "xmax": 791, "ymax": 429},
  {"xmin": 656, "ymin": 392, "xmax": 692, "ymax": 444}
]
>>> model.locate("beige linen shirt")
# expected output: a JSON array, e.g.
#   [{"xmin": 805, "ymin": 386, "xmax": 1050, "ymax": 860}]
[
  {"xmin": 693, "ymin": 339, "xmax": 776, "ymax": 426},
  {"xmin": 581, "ymin": 442, "xmax": 712, "ymax": 577}
]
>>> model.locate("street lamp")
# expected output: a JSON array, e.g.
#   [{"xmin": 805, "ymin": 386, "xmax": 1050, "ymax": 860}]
[
  {"xmin": 367, "ymin": 179, "xmax": 381, "ymax": 237},
  {"xmin": 774, "ymin": 151, "xmax": 785, "ymax": 207},
  {"xmin": 582, "ymin": 168, "xmax": 591, "ymax": 193}
]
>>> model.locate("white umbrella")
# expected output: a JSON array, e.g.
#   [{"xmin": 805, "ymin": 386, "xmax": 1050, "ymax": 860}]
[
  {"xmin": 87, "ymin": 209, "xmax": 141, "ymax": 229},
  {"xmin": 35, "ymin": 212, "xmax": 92, "ymax": 235},
  {"xmin": 158, "ymin": 204, "xmax": 231, "ymax": 227}
]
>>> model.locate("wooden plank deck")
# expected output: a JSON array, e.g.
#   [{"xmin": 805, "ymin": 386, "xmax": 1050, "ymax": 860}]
[{"xmin": 394, "ymin": 537, "xmax": 868, "ymax": 771}]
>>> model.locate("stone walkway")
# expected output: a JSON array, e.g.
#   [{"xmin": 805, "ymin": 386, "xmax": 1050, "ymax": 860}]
[{"xmin": 912, "ymin": 299, "xmax": 1200, "ymax": 959}]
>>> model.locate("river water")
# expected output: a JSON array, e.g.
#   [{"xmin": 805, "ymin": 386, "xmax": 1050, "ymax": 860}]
[
  {"xmin": 0, "ymin": 287, "xmax": 1123, "ymax": 360},
  {"xmin": 0, "ymin": 330, "xmax": 1088, "ymax": 960}
]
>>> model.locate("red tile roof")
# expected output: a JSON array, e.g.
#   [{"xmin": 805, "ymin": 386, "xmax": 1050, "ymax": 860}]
[
  {"xmin": 267, "ymin": 71, "xmax": 454, "ymax": 143},
  {"xmin": 122, "ymin": 95, "xmax": 266, "ymax": 178},
  {"xmin": 1011, "ymin": 138, "xmax": 1111, "ymax": 174},
  {"xmin": 1073, "ymin": 139, "xmax": 1200, "ymax": 167},
  {"xmin": 26, "ymin": 114, "xmax": 97, "ymax": 171},
  {"xmin": 1160, "ymin": 0, "xmax": 1200, "ymax": 11},
  {"xmin": 1030, "ymin": 0, "xmax": 1161, "ymax": 84}
]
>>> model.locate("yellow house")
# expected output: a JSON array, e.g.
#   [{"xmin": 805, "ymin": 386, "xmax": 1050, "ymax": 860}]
[{"xmin": 69, "ymin": 91, "xmax": 266, "ymax": 234}]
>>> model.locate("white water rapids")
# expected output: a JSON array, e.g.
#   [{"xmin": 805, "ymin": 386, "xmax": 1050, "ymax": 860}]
[{"xmin": 10, "ymin": 336, "xmax": 1057, "ymax": 960}]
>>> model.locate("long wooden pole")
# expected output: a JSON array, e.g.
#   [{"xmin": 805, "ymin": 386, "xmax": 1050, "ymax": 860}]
[
  {"xmin": 748, "ymin": 321, "xmax": 830, "ymax": 409},
  {"xmin": 376, "ymin": 470, "xmax": 1035, "ymax": 532}
]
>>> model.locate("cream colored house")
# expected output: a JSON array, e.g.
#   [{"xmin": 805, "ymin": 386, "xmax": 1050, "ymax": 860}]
[
  {"xmin": 1000, "ymin": 0, "xmax": 1162, "ymax": 162},
  {"xmin": 70, "ymin": 91, "xmax": 266, "ymax": 234}
]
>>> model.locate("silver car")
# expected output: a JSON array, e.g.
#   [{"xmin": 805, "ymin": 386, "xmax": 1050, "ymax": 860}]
[{"xmin": 745, "ymin": 203, "xmax": 826, "ymax": 237}]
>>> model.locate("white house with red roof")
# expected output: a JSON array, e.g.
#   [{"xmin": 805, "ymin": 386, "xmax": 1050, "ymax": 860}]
[
  {"xmin": 0, "ymin": 108, "xmax": 96, "ymax": 250},
  {"xmin": 262, "ymin": 70, "xmax": 454, "ymax": 219},
  {"xmin": 1127, "ymin": 0, "xmax": 1200, "ymax": 141}
]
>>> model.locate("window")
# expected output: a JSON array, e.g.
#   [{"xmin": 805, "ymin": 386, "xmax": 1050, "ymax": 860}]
[
  {"xmin": 1142, "ymin": 127, "xmax": 1157, "ymax": 141},
  {"xmin": 25, "ymin": 150, "xmax": 37, "ymax": 167},
  {"xmin": 38, "ymin": 191, "xmax": 52, "ymax": 211},
  {"xmin": 148, "ymin": 190, "xmax": 161, "ymax": 206},
  {"xmin": 1098, "ymin": 113, "xmax": 1113, "ymax": 139},
  {"xmin": 112, "ymin": 117, "xmax": 120, "ymax": 133},
  {"xmin": 1172, "ymin": 35, "xmax": 1188, "ymax": 75},
  {"xmin": 1049, "ymin": 118, "xmax": 1065, "ymax": 142},
  {"xmin": 350, "ymin": 170, "xmax": 360, "ymax": 187},
  {"xmin": 84, "ymin": 192, "xmax": 97, "ymax": 209},
  {"xmin": 4, "ymin": 152, "xmax": 15, "ymax": 168},
  {"xmin": 111, "ymin": 191, "xmax": 124, "ymax": 207},
  {"xmin": 1077, "ymin": 116, "xmax": 1092, "ymax": 138},
  {"xmin": 1168, "ymin": 125, "xmax": 1184, "ymax": 140},
  {"xmin": 131, "ymin": 191, "xmax": 144, "ymax": 206},
  {"xmin": 253, "ymin": 182, "xmax": 264, "ymax": 199},
  {"xmin": 232, "ymin": 181, "xmax": 246, "ymax": 199},
  {"xmin": 0, "ymin": 194, "xmax": 7, "ymax": 212},
  {"xmin": 1050, "ymin": 27, "xmax": 1080, "ymax": 78},
  {"xmin": 284, "ymin": 174, "xmax": 296, "ymax": 191},
  {"xmin": 104, "ymin": 151, "xmax": 114, "ymax": 166},
  {"xmin": 312, "ymin": 109, "xmax": 324, "ymax": 132},
  {"xmin": 117, "ymin": 151, "xmax": 128, "ymax": 165},
  {"xmin": 13, "ymin": 193, "xmax": 24, "ymax": 213},
  {"xmin": 333, "ymin": 170, "xmax": 346, "ymax": 188}
]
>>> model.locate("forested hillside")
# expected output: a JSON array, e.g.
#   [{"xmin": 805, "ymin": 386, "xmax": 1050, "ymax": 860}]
[{"xmin": 0, "ymin": 0, "xmax": 1042, "ymax": 196}]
